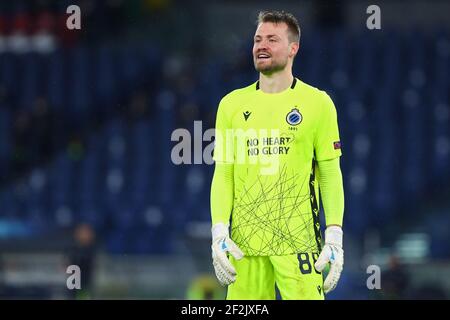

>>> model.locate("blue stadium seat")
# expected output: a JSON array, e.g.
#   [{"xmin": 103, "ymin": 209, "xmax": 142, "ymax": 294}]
[
  {"xmin": 68, "ymin": 47, "xmax": 91, "ymax": 121},
  {"xmin": 19, "ymin": 53, "xmax": 39, "ymax": 110},
  {"xmin": 93, "ymin": 46, "xmax": 116, "ymax": 109},
  {"xmin": 46, "ymin": 50, "xmax": 64, "ymax": 108}
]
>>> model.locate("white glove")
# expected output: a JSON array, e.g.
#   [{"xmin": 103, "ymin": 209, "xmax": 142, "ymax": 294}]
[
  {"xmin": 211, "ymin": 223, "xmax": 244, "ymax": 286},
  {"xmin": 314, "ymin": 225, "xmax": 344, "ymax": 294}
]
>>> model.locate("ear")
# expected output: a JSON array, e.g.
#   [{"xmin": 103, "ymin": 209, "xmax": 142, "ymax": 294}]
[{"xmin": 289, "ymin": 42, "xmax": 300, "ymax": 58}]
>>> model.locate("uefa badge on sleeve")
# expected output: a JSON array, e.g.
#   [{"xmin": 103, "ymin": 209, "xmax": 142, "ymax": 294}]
[
  {"xmin": 333, "ymin": 141, "xmax": 342, "ymax": 150},
  {"xmin": 286, "ymin": 108, "xmax": 302, "ymax": 126}
]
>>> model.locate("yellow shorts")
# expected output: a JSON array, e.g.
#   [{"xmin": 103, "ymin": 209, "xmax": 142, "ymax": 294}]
[{"xmin": 226, "ymin": 252, "xmax": 324, "ymax": 300}]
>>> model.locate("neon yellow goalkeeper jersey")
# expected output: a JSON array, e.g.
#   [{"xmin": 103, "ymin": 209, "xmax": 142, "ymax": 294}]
[{"xmin": 213, "ymin": 78, "xmax": 342, "ymax": 256}]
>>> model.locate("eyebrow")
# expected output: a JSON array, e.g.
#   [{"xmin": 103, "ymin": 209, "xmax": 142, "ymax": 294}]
[{"xmin": 254, "ymin": 34, "xmax": 279, "ymax": 39}]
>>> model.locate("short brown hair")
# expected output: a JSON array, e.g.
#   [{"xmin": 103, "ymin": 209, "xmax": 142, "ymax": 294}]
[{"xmin": 257, "ymin": 10, "xmax": 301, "ymax": 43}]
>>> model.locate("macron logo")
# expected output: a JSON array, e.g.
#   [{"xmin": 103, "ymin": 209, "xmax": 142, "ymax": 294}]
[
  {"xmin": 243, "ymin": 111, "xmax": 251, "ymax": 121},
  {"xmin": 221, "ymin": 240, "xmax": 228, "ymax": 251},
  {"xmin": 330, "ymin": 249, "xmax": 335, "ymax": 263}
]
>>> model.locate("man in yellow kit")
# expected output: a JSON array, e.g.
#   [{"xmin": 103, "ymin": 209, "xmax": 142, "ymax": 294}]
[{"xmin": 210, "ymin": 10, "xmax": 345, "ymax": 299}]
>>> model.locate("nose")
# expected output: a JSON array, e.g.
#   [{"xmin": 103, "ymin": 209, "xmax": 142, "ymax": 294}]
[{"xmin": 256, "ymin": 41, "xmax": 269, "ymax": 52}]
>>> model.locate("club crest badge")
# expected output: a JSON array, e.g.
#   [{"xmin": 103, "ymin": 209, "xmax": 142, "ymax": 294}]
[{"xmin": 286, "ymin": 108, "xmax": 302, "ymax": 126}]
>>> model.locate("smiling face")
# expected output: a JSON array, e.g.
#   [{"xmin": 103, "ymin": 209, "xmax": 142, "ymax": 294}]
[{"xmin": 253, "ymin": 22, "xmax": 299, "ymax": 75}]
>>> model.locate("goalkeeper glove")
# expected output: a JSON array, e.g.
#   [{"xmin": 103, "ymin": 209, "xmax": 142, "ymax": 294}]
[
  {"xmin": 211, "ymin": 222, "xmax": 244, "ymax": 286},
  {"xmin": 314, "ymin": 225, "xmax": 344, "ymax": 294}
]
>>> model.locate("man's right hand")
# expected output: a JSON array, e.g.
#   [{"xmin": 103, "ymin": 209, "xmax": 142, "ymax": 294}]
[{"xmin": 211, "ymin": 223, "xmax": 244, "ymax": 286}]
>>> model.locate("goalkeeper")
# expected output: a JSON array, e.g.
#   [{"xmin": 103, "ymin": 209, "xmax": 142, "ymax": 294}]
[{"xmin": 210, "ymin": 10, "xmax": 345, "ymax": 300}]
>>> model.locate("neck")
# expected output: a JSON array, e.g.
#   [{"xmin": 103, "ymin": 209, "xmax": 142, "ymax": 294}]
[{"xmin": 258, "ymin": 68, "xmax": 294, "ymax": 93}]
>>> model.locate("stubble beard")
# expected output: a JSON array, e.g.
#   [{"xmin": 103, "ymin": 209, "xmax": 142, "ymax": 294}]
[{"xmin": 254, "ymin": 57, "xmax": 288, "ymax": 75}]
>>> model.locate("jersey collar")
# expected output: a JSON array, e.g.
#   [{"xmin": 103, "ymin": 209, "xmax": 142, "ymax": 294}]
[{"xmin": 256, "ymin": 77, "xmax": 297, "ymax": 91}]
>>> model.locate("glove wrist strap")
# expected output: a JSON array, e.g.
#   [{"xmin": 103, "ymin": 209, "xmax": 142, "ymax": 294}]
[
  {"xmin": 325, "ymin": 225, "xmax": 343, "ymax": 247},
  {"xmin": 212, "ymin": 222, "xmax": 229, "ymax": 240}
]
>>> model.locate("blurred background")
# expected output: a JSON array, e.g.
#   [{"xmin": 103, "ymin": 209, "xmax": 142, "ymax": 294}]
[{"xmin": 0, "ymin": 0, "xmax": 449, "ymax": 299}]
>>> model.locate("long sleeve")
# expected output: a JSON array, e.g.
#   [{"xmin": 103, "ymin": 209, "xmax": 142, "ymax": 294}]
[
  {"xmin": 210, "ymin": 162, "xmax": 234, "ymax": 225},
  {"xmin": 317, "ymin": 157, "xmax": 344, "ymax": 227}
]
